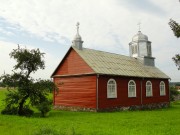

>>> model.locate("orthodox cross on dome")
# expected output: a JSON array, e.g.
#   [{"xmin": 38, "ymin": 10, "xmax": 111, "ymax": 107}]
[
  {"xmin": 137, "ymin": 22, "xmax": 141, "ymax": 31},
  {"xmin": 76, "ymin": 22, "xmax": 80, "ymax": 34}
]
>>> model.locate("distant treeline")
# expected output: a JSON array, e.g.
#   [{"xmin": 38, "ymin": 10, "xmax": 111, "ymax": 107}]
[{"xmin": 170, "ymin": 82, "xmax": 180, "ymax": 87}]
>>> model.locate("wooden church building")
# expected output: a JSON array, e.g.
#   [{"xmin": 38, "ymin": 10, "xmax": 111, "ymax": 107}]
[{"xmin": 51, "ymin": 23, "xmax": 170, "ymax": 111}]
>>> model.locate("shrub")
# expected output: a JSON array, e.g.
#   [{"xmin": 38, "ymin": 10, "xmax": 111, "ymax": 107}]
[
  {"xmin": 170, "ymin": 86, "xmax": 179, "ymax": 101},
  {"xmin": 1, "ymin": 106, "xmax": 18, "ymax": 115},
  {"xmin": 1, "ymin": 105, "xmax": 34, "ymax": 117},
  {"xmin": 36, "ymin": 100, "xmax": 52, "ymax": 117},
  {"xmin": 20, "ymin": 105, "xmax": 34, "ymax": 117}
]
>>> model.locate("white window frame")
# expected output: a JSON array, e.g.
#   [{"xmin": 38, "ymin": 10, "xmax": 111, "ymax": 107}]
[
  {"xmin": 107, "ymin": 79, "xmax": 117, "ymax": 98},
  {"xmin": 128, "ymin": 80, "xmax": 136, "ymax": 97},
  {"xmin": 147, "ymin": 45, "xmax": 151, "ymax": 56},
  {"xmin": 160, "ymin": 81, "xmax": 166, "ymax": 96},
  {"xmin": 146, "ymin": 81, "xmax": 153, "ymax": 97}
]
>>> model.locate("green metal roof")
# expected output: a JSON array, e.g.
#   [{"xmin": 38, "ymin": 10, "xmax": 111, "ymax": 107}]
[{"xmin": 73, "ymin": 47, "xmax": 169, "ymax": 79}]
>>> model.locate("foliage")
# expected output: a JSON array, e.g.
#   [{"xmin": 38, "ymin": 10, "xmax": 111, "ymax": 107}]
[
  {"xmin": 169, "ymin": 19, "xmax": 180, "ymax": 69},
  {"xmin": 0, "ymin": 74, "xmax": 17, "ymax": 88},
  {"xmin": 175, "ymin": 82, "xmax": 180, "ymax": 86},
  {"xmin": 1, "ymin": 106, "xmax": 18, "ymax": 115},
  {"xmin": 172, "ymin": 54, "xmax": 180, "ymax": 70},
  {"xmin": 36, "ymin": 99, "xmax": 52, "ymax": 117},
  {"xmin": 170, "ymin": 86, "xmax": 179, "ymax": 101},
  {"xmin": 1, "ymin": 105, "xmax": 34, "ymax": 117},
  {"xmin": 0, "ymin": 81, "xmax": 5, "ymax": 87},
  {"xmin": 10, "ymin": 45, "xmax": 45, "ymax": 74},
  {"xmin": 169, "ymin": 19, "xmax": 180, "ymax": 38},
  {"xmin": 1, "ymin": 90, "xmax": 20, "ymax": 115},
  {"xmin": 0, "ymin": 46, "xmax": 58, "ymax": 117}
]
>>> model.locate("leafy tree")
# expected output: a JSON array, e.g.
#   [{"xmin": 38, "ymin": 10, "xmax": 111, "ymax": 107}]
[
  {"xmin": 169, "ymin": 19, "xmax": 180, "ymax": 69},
  {"xmin": 0, "ymin": 45, "xmax": 58, "ymax": 116},
  {"xmin": 0, "ymin": 81, "xmax": 4, "ymax": 87},
  {"xmin": 169, "ymin": 19, "xmax": 180, "ymax": 38}
]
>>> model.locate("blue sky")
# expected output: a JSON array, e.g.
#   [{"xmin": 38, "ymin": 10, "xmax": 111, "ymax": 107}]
[{"xmin": 0, "ymin": 0, "xmax": 179, "ymax": 82}]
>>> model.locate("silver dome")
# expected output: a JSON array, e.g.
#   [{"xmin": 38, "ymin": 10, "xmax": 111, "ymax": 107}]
[
  {"xmin": 74, "ymin": 33, "xmax": 82, "ymax": 41},
  {"xmin": 132, "ymin": 31, "xmax": 148, "ymax": 42}
]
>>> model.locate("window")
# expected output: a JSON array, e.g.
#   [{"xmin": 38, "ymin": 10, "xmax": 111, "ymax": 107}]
[
  {"xmin": 160, "ymin": 81, "xmax": 166, "ymax": 96},
  {"xmin": 128, "ymin": 80, "xmax": 136, "ymax": 97},
  {"xmin": 132, "ymin": 45, "xmax": 137, "ymax": 54},
  {"xmin": 107, "ymin": 79, "xmax": 117, "ymax": 98},
  {"xmin": 132, "ymin": 46, "xmax": 134, "ymax": 54},
  {"xmin": 146, "ymin": 81, "xmax": 152, "ymax": 97},
  {"xmin": 147, "ymin": 45, "xmax": 151, "ymax": 56},
  {"xmin": 134, "ymin": 45, "xmax": 137, "ymax": 53}
]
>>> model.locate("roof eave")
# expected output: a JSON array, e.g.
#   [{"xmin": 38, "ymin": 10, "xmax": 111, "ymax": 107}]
[{"xmin": 94, "ymin": 73, "xmax": 170, "ymax": 79}]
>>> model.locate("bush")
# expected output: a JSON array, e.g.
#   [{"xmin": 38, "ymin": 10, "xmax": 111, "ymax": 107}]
[
  {"xmin": 170, "ymin": 86, "xmax": 179, "ymax": 101},
  {"xmin": 20, "ymin": 105, "xmax": 34, "ymax": 117},
  {"xmin": 36, "ymin": 100, "xmax": 52, "ymax": 117},
  {"xmin": 1, "ymin": 106, "xmax": 18, "ymax": 115},
  {"xmin": 1, "ymin": 105, "xmax": 34, "ymax": 117}
]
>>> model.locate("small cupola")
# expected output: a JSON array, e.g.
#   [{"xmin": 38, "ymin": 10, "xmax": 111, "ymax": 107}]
[
  {"xmin": 129, "ymin": 28, "xmax": 155, "ymax": 66},
  {"xmin": 72, "ymin": 22, "xmax": 83, "ymax": 50},
  {"xmin": 129, "ymin": 31, "xmax": 152, "ymax": 58},
  {"xmin": 132, "ymin": 31, "xmax": 148, "ymax": 42}
]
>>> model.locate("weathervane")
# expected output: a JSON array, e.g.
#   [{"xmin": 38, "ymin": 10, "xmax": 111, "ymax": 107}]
[
  {"xmin": 137, "ymin": 22, "xmax": 141, "ymax": 31},
  {"xmin": 76, "ymin": 22, "xmax": 80, "ymax": 34}
]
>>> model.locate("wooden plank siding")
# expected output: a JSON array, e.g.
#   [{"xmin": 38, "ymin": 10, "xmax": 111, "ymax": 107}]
[
  {"xmin": 54, "ymin": 48, "xmax": 94, "ymax": 75},
  {"xmin": 54, "ymin": 75, "xmax": 97, "ymax": 108},
  {"xmin": 98, "ymin": 75, "xmax": 169, "ymax": 109},
  {"xmin": 52, "ymin": 47, "xmax": 169, "ymax": 110}
]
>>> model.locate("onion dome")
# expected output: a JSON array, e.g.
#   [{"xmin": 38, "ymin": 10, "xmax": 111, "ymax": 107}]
[
  {"xmin": 132, "ymin": 31, "xmax": 148, "ymax": 42},
  {"xmin": 74, "ymin": 22, "xmax": 82, "ymax": 41},
  {"xmin": 72, "ymin": 22, "xmax": 83, "ymax": 50},
  {"xmin": 74, "ymin": 32, "xmax": 82, "ymax": 41}
]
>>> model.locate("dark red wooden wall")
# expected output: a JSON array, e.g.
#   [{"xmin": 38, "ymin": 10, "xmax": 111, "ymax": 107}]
[
  {"xmin": 142, "ymin": 78, "xmax": 169, "ymax": 104},
  {"xmin": 98, "ymin": 75, "xmax": 169, "ymax": 109}
]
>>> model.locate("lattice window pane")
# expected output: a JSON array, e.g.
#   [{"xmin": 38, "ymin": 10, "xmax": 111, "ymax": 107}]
[{"xmin": 107, "ymin": 79, "xmax": 117, "ymax": 98}]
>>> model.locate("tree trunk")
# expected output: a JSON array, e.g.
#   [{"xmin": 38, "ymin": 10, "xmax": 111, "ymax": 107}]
[{"xmin": 18, "ymin": 95, "xmax": 29, "ymax": 116}]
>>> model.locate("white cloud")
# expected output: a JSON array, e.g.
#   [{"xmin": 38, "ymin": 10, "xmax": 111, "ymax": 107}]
[{"xmin": 0, "ymin": 0, "xmax": 179, "ymax": 81}]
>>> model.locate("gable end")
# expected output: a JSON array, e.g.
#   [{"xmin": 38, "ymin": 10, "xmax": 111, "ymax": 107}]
[{"xmin": 51, "ymin": 47, "xmax": 95, "ymax": 77}]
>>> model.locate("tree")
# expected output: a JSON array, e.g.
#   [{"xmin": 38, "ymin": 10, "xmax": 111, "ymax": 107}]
[
  {"xmin": 169, "ymin": 19, "xmax": 180, "ymax": 69},
  {"xmin": 0, "ymin": 45, "xmax": 58, "ymax": 116},
  {"xmin": 170, "ymin": 86, "xmax": 179, "ymax": 101},
  {"xmin": 169, "ymin": 19, "xmax": 180, "ymax": 38}
]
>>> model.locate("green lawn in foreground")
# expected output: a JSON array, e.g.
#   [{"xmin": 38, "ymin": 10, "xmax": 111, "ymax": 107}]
[{"xmin": 0, "ymin": 89, "xmax": 180, "ymax": 135}]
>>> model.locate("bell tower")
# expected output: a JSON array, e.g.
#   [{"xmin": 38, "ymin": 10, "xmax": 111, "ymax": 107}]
[{"xmin": 129, "ymin": 30, "xmax": 155, "ymax": 66}]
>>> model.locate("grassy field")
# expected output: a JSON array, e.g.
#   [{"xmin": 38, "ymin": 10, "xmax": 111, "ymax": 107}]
[{"xmin": 0, "ymin": 89, "xmax": 180, "ymax": 135}]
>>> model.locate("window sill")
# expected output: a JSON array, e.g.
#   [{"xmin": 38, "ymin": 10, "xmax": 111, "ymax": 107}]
[
  {"xmin": 146, "ymin": 96, "xmax": 153, "ymax": 97},
  {"xmin": 107, "ymin": 97, "xmax": 117, "ymax": 99}
]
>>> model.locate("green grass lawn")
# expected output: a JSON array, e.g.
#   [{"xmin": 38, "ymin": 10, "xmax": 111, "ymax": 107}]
[{"xmin": 0, "ymin": 89, "xmax": 180, "ymax": 135}]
